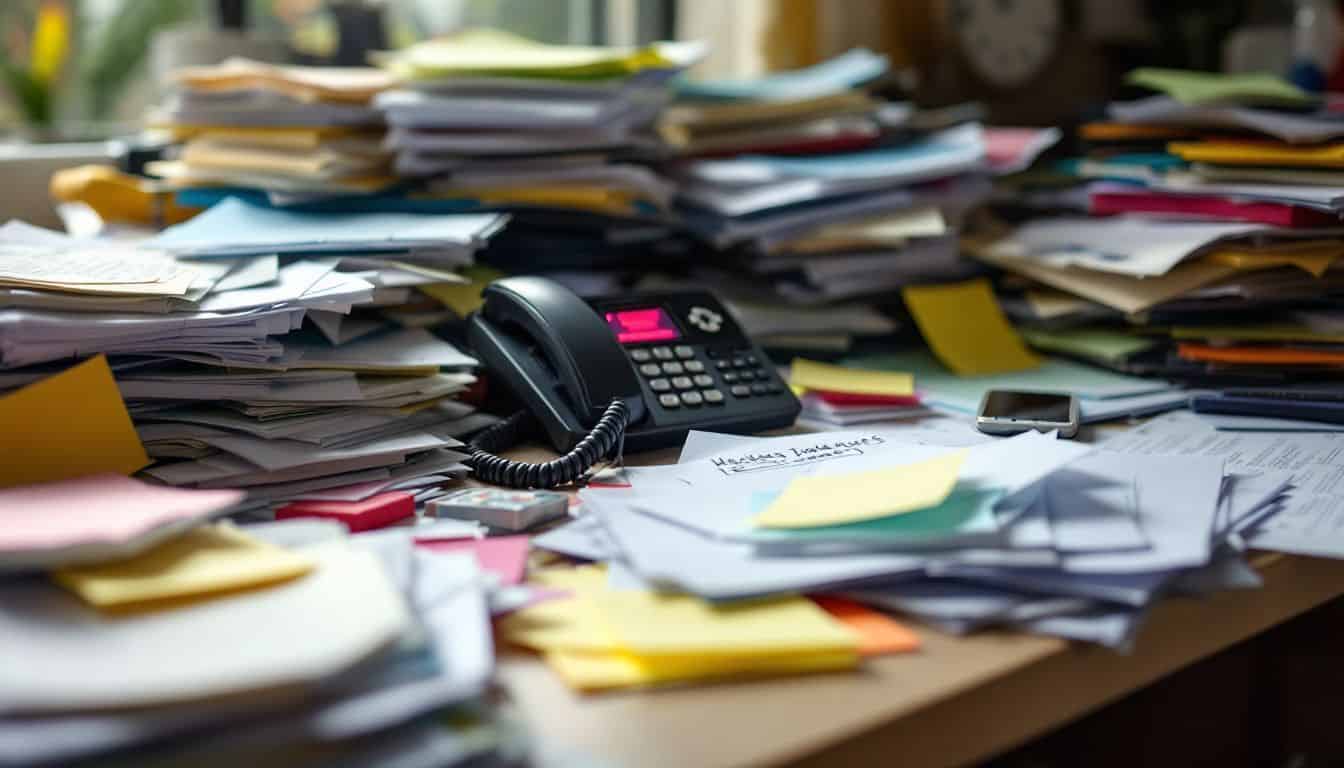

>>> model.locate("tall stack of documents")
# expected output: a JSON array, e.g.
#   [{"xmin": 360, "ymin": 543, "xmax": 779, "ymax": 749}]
[
  {"xmin": 0, "ymin": 202, "xmax": 505, "ymax": 509},
  {"xmin": 365, "ymin": 29, "xmax": 704, "ymax": 273},
  {"xmin": 149, "ymin": 58, "xmax": 398, "ymax": 204},
  {"xmin": 971, "ymin": 67, "xmax": 1344, "ymax": 401},
  {"xmin": 0, "ymin": 473, "xmax": 510, "ymax": 766},
  {"xmin": 662, "ymin": 50, "xmax": 992, "ymax": 354},
  {"xmin": 533, "ymin": 419, "xmax": 1296, "ymax": 653}
]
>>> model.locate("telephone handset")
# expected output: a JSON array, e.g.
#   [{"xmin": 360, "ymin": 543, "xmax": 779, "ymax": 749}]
[{"xmin": 463, "ymin": 276, "xmax": 801, "ymax": 488}]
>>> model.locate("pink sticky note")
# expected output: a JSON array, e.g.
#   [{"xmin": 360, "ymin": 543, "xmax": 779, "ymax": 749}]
[
  {"xmin": 0, "ymin": 474, "xmax": 244, "ymax": 557},
  {"xmin": 417, "ymin": 535, "xmax": 531, "ymax": 586}
]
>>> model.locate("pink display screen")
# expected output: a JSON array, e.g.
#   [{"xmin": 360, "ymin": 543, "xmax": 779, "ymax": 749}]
[{"xmin": 605, "ymin": 307, "xmax": 680, "ymax": 343}]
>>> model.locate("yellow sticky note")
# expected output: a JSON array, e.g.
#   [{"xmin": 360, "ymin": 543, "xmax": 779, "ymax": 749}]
[
  {"xmin": 755, "ymin": 451, "xmax": 966, "ymax": 529},
  {"xmin": 419, "ymin": 265, "xmax": 505, "ymax": 318},
  {"xmin": 53, "ymin": 524, "xmax": 315, "ymax": 613},
  {"xmin": 901, "ymin": 279, "xmax": 1041, "ymax": 376},
  {"xmin": 789, "ymin": 358, "xmax": 914, "ymax": 397},
  {"xmin": 545, "ymin": 647, "xmax": 858, "ymax": 692},
  {"xmin": 0, "ymin": 355, "xmax": 149, "ymax": 489},
  {"xmin": 592, "ymin": 592, "xmax": 859, "ymax": 656}
]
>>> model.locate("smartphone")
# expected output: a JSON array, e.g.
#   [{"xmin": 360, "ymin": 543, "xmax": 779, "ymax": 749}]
[{"xmin": 976, "ymin": 390, "xmax": 1080, "ymax": 439}]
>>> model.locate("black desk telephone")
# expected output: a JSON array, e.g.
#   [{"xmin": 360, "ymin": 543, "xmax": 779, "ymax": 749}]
[{"xmin": 463, "ymin": 276, "xmax": 800, "ymax": 488}]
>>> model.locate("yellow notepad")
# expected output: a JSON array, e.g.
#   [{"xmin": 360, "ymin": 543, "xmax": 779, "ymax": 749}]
[
  {"xmin": 1169, "ymin": 139, "xmax": 1344, "ymax": 168},
  {"xmin": 53, "ymin": 524, "xmax": 315, "ymax": 613},
  {"xmin": 0, "ymin": 356, "xmax": 149, "ymax": 489},
  {"xmin": 546, "ymin": 647, "xmax": 857, "ymax": 692},
  {"xmin": 755, "ymin": 451, "xmax": 966, "ymax": 528},
  {"xmin": 901, "ymin": 279, "xmax": 1041, "ymax": 375},
  {"xmin": 789, "ymin": 358, "xmax": 914, "ymax": 397}
]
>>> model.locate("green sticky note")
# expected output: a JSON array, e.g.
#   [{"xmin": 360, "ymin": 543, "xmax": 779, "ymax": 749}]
[
  {"xmin": 745, "ymin": 487, "xmax": 1004, "ymax": 546},
  {"xmin": 1126, "ymin": 68, "xmax": 1317, "ymax": 107},
  {"xmin": 1020, "ymin": 327, "xmax": 1161, "ymax": 365}
]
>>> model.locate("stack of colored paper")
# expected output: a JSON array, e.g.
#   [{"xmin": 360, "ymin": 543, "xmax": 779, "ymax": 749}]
[
  {"xmin": 149, "ymin": 58, "xmax": 397, "ymax": 201},
  {"xmin": 971, "ymin": 66, "xmax": 1344, "ymax": 398},
  {"xmin": 788, "ymin": 358, "xmax": 927, "ymax": 426},
  {"xmin": 501, "ymin": 563, "xmax": 917, "ymax": 692},
  {"xmin": 0, "ymin": 471, "xmax": 504, "ymax": 766},
  {"xmin": 533, "ymin": 419, "xmax": 1289, "ymax": 651}
]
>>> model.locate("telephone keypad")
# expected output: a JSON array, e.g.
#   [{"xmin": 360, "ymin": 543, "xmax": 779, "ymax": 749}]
[{"xmin": 627, "ymin": 344, "xmax": 785, "ymax": 412}]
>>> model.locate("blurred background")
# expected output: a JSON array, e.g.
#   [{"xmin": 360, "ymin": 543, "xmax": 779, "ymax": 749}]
[{"xmin": 0, "ymin": 0, "xmax": 1334, "ymax": 223}]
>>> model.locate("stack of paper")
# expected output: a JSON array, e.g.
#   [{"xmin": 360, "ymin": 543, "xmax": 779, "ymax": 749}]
[
  {"xmin": 0, "ymin": 201, "xmax": 505, "ymax": 508},
  {"xmin": 149, "ymin": 58, "xmax": 397, "ymax": 200},
  {"xmin": 972, "ymin": 67, "xmax": 1344, "ymax": 399},
  {"xmin": 535, "ymin": 421, "xmax": 1290, "ymax": 651},
  {"xmin": 0, "ymin": 484, "xmax": 504, "ymax": 767}
]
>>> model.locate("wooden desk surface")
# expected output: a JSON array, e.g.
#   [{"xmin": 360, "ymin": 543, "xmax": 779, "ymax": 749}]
[{"xmin": 493, "ymin": 442, "xmax": 1344, "ymax": 768}]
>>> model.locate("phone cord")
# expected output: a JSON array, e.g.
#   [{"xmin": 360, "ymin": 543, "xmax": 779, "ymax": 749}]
[{"xmin": 464, "ymin": 398, "xmax": 629, "ymax": 489}]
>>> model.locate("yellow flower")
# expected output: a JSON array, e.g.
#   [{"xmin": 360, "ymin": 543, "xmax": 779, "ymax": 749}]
[{"xmin": 29, "ymin": 0, "xmax": 70, "ymax": 85}]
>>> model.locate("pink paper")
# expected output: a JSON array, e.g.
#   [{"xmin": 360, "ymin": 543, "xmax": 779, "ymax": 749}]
[
  {"xmin": 0, "ymin": 474, "xmax": 244, "ymax": 551},
  {"xmin": 417, "ymin": 535, "xmax": 531, "ymax": 586}
]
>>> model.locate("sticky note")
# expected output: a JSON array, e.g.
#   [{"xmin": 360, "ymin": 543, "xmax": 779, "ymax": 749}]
[
  {"xmin": 591, "ymin": 592, "xmax": 859, "ymax": 656},
  {"xmin": 418, "ymin": 535, "xmax": 531, "ymax": 585},
  {"xmin": 545, "ymin": 647, "xmax": 857, "ymax": 692},
  {"xmin": 52, "ymin": 524, "xmax": 314, "ymax": 613},
  {"xmin": 901, "ymin": 279, "xmax": 1041, "ymax": 376},
  {"xmin": 0, "ymin": 355, "xmax": 149, "ymax": 488},
  {"xmin": 277, "ymin": 492, "xmax": 415, "ymax": 532},
  {"xmin": 812, "ymin": 596, "xmax": 920, "ymax": 656},
  {"xmin": 1127, "ymin": 68, "xmax": 1314, "ymax": 106},
  {"xmin": 755, "ymin": 451, "xmax": 966, "ymax": 529},
  {"xmin": 418, "ymin": 265, "xmax": 505, "ymax": 317},
  {"xmin": 789, "ymin": 358, "xmax": 914, "ymax": 397},
  {"xmin": 0, "ymin": 474, "xmax": 243, "ymax": 566}
]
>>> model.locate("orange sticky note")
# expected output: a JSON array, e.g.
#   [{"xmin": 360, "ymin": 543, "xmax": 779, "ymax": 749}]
[
  {"xmin": 813, "ymin": 596, "xmax": 921, "ymax": 656},
  {"xmin": 0, "ymin": 355, "xmax": 149, "ymax": 488}
]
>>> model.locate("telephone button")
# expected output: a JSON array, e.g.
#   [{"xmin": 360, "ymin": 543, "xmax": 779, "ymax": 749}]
[
  {"xmin": 714, "ymin": 360, "xmax": 732, "ymax": 371},
  {"xmin": 765, "ymin": 381, "xmax": 783, "ymax": 394},
  {"xmin": 692, "ymin": 374, "xmax": 714, "ymax": 388},
  {"xmin": 737, "ymin": 370, "xmax": 756, "ymax": 381},
  {"xmin": 638, "ymin": 363, "xmax": 661, "ymax": 377},
  {"xmin": 683, "ymin": 360, "xmax": 706, "ymax": 373},
  {"xmin": 649, "ymin": 378, "xmax": 671, "ymax": 392},
  {"xmin": 750, "ymin": 382, "xmax": 769, "ymax": 395},
  {"xmin": 651, "ymin": 346, "xmax": 674, "ymax": 360},
  {"xmin": 660, "ymin": 361, "xmax": 685, "ymax": 375},
  {"xmin": 702, "ymin": 389, "xmax": 725, "ymax": 405},
  {"xmin": 671, "ymin": 376, "xmax": 694, "ymax": 390},
  {"xmin": 721, "ymin": 371, "xmax": 739, "ymax": 383},
  {"xmin": 730, "ymin": 384, "xmax": 752, "ymax": 398},
  {"xmin": 628, "ymin": 348, "xmax": 652, "ymax": 363},
  {"xmin": 658, "ymin": 393, "xmax": 681, "ymax": 408},
  {"xmin": 680, "ymin": 391, "xmax": 704, "ymax": 406},
  {"xmin": 673, "ymin": 345, "xmax": 695, "ymax": 359}
]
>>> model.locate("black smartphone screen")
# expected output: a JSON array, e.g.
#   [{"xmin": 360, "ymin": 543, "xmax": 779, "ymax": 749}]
[{"xmin": 981, "ymin": 391, "xmax": 1073, "ymax": 423}]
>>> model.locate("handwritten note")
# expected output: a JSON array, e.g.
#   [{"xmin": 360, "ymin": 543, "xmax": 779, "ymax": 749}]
[
  {"xmin": 901, "ymin": 279, "xmax": 1041, "ymax": 376},
  {"xmin": 789, "ymin": 358, "xmax": 914, "ymax": 397},
  {"xmin": 755, "ymin": 450, "xmax": 966, "ymax": 529},
  {"xmin": 0, "ymin": 356, "xmax": 149, "ymax": 488}
]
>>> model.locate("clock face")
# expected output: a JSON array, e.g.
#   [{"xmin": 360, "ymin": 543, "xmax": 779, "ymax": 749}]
[{"xmin": 950, "ymin": 0, "xmax": 1063, "ymax": 90}]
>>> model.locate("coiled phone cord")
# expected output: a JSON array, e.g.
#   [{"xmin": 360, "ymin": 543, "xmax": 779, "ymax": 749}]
[{"xmin": 464, "ymin": 399, "xmax": 629, "ymax": 489}]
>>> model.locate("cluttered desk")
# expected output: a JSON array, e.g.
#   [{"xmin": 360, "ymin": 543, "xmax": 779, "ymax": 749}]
[{"xmin": 3, "ymin": 21, "xmax": 1344, "ymax": 768}]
